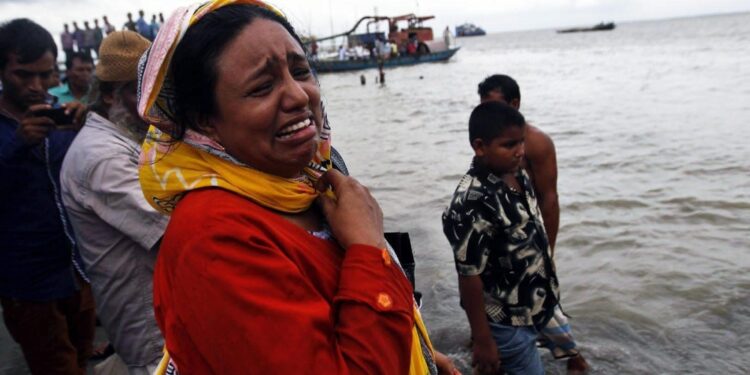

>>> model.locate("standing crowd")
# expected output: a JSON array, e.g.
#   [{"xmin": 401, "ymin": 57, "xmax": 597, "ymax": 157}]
[
  {"xmin": 59, "ymin": 11, "xmax": 165, "ymax": 64},
  {"xmin": 1, "ymin": 1, "xmax": 590, "ymax": 375}
]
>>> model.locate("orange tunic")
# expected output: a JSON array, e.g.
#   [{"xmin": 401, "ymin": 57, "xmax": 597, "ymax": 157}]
[{"xmin": 154, "ymin": 188, "xmax": 415, "ymax": 374}]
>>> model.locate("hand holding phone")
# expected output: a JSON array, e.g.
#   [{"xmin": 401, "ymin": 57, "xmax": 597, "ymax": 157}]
[
  {"xmin": 33, "ymin": 107, "xmax": 76, "ymax": 128},
  {"xmin": 16, "ymin": 104, "xmax": 56, "ymax": 145}
]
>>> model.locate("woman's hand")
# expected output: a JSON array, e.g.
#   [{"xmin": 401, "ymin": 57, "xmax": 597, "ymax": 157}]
[
  {"xmin": 435, "ymin": 350, "xmax": 462, "ymax": 375},
  {"xmin": 316, "ymin": 169, "xmax": 387, "ymax": 249}
]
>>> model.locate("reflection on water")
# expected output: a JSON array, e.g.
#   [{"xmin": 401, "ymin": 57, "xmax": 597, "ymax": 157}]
[{"xmin": 322, "ymin": 12, "xmax": 750, "ymax": 375}]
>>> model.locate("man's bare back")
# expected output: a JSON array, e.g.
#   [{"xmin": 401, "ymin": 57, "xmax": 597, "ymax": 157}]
[
  {"xmin": 478, "ymin": 75, "xmax": 561, "ymax": 254},
  {"xmin": 521, "ymin": 123, "xmax": 559, "ymax": 255}
]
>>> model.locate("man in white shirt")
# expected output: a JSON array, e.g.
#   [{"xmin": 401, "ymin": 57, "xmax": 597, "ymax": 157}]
[{"xmin": 60, "ymin": 31, "xmax": 167, "ymax": 375}]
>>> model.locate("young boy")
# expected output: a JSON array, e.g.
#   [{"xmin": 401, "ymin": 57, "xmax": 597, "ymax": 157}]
[{"xmin": 443, "ymin": 102, "xmax": 560, "ymax": 375}]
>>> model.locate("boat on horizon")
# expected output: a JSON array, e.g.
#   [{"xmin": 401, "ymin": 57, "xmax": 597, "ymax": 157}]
[
  {"xmin": 306, "ymin": 14, "xmax": 459, "ymax": 74},
  {"xmin": 557, "ymin": 21, "xmax": 616, "ymax": 33},
  {"xmin": 455, "ymin": 23, "xmax": 486, "ymax": 37}
]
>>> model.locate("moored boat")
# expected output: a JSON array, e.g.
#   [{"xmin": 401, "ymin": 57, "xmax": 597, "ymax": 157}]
[
  {"xmin": 308, "ymin": 13, "xmax": 459, "ymax": 74},
  {"xmin": 313, "ymin": 48, "xmax": 459, "ymax": 73}
]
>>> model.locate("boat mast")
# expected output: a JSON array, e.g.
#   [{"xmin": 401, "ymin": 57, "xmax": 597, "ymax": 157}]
[{"xmin": 328, "ymin": 0, "xmax": 335, "ymax": 49}]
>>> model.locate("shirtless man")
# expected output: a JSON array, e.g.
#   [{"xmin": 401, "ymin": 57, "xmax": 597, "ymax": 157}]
[
  {"xmin": 478, "ymin": 74, "xmax": 590, "ymax": 374},
  {"xmin": 478, "ymin": 74, "xmax": 559, "ymax": 254}
]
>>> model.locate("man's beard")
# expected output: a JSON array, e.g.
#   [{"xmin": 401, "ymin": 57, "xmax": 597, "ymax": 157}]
[{"xmin": 108, "ymin": 102, "xmax": 148, "ymax": 142}]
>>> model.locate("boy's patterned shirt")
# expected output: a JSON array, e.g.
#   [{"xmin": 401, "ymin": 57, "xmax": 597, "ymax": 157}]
[{"xmin": 442, "ymin": 161, "xmax": 560, "ymax": 328}]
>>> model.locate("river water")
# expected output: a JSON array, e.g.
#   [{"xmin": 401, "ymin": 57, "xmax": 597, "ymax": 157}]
[
  {"xmin": 320, "ymin": 12, "xmax": 750, "ymax": 375},
  {"xmin": 2, "ymin": 11, "xmax": 749, "ymax": 375}
]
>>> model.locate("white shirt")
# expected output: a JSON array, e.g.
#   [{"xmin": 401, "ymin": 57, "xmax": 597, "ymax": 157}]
[{"xmin": 60, "ymin": 112, "xmax": 168, "ymax": 368}]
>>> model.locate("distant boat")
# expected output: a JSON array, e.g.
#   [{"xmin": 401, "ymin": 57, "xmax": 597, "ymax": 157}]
[
  {"xmin": 455, "ymin": 23, "xmax": 486, "ymax": 37},
  {"xmin": 308, "ymin": 13, "xmax": 459, "ymax": 74},
  {"xmin": 557, "ymin": 22, "xmax": 616, "ymax": 34}
]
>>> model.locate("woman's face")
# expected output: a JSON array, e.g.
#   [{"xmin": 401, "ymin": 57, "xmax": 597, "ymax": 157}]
[{"xmin": 208, "ymin": 18, "xmax": 322, "ymax": 178}]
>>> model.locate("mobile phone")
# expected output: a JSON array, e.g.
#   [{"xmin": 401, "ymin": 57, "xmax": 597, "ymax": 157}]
[{"xmin": 34, "ymin": 107, "xmax": 76, "ymax": 129}]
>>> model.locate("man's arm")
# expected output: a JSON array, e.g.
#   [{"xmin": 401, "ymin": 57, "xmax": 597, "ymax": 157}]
[
  {"xmin": 459, "ymin": 275, "xmax": 500, "ymax": 375},
  {"xmin": 526, "ymin": 126, "xmax": 559, "ymax": 256},
  {"xmin": 84, "ymin": 156, "xmax": 168, "ymax": 250}
]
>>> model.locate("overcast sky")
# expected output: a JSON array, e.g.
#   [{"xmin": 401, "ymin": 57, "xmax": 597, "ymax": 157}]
[{"xmin": 1, "ymin": 0, "xmax": 749, "ymax": 44}]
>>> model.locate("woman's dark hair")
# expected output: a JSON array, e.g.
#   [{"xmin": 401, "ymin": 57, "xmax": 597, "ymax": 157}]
[
  {"xmin": 0, "ymin": 18, "xmax": 57, "ymax": 70},
  {"xmin": 469, "ymin": 101, "xmax": 525, "ymax": 144},
  {"xmin": 477, "ymin": 74, "xmax": 520, "ymax": 102},
  {"xmin": 170, "ymin": 4, "xmax": 306, "ymax": 140}
]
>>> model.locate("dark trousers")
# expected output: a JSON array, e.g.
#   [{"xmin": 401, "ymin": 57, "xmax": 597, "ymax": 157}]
[
  {"xmin": 63, "ymin": 48, "xmax": 75, "ymax": 65},
  {"xmin": 1, "ymin": 279, "xmax": 96, "ymax": 375}
]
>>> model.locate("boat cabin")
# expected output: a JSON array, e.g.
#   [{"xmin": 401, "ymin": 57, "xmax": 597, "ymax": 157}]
[{"xmin": 384, "ymin": 14, "xmax": 435, "ymax": 46}]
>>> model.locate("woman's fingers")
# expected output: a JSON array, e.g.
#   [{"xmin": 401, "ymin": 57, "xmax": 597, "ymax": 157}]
[{"xmin": 317, "ymin": 170, "xmax": 385, "ymax": 249}]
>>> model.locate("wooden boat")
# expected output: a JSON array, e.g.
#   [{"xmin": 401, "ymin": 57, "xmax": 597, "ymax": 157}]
[
  {"xmin": 312, "ymin": 47, "xmax": 459, "ymax": 73},
  {"xmin": 308, "ymin": 13, "xmax": 459, "ymax": 74},
  {"xmin": 557, "ymin": 22, "xmax": 616, "ymax": 34}
]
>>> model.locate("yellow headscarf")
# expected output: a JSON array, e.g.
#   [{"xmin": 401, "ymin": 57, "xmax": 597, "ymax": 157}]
[{"xmin": 136, "ymin": 0, "xmax": 329, "ymax": 214}]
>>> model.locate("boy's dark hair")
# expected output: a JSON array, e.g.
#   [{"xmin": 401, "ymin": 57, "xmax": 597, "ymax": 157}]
[
  {"xmin": 170, "ymin": 4, "xmax": 305, "ymax": 140},
  {"xmin": 0, "ymin": 18, "xmax": 57, "ymax": 70},
  {"xmin": 65, "ymin": 52, "xmax": 94, "ymax": 70},
  {"xmin": 477, "ymin": 74, "xmax": 520, "ymax": 102},
  {"xmin": 469, "ymin": 101, "xmax": 525, "ymax": 143}
]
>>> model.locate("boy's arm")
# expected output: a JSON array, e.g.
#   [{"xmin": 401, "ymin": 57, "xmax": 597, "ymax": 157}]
[{"xmin": 459, "ymin": 275, "xmax": 500, "ymax": 375}]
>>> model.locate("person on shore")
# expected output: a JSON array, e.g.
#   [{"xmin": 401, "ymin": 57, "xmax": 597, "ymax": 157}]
[
  {"xmin": 103, "ymin": 15, "xmax": 116, "ymax": 35},
  {"xmin": 150, "ymin": 14, "xmax": 160, "ymax": 40},
  {"xmin": 477, "ymin": 74, "xmax": 589, "ymax": 373},
  {"xmin": 443, "ymin": 102, "xmax": 561, "ymax": 375},
  {"xmin": 0, "ymin": 18, "xmax": 92, "ymax": 375},
  {"xmin": 49, "ymin": 52, "xmax": 93, "ymax": 104},
  {"xmin": 93, "ymin": 19, "xmax": 104, "ymax": 56},
  {"xmin": 124, "ymin": 12, "xmax": 136, "ymax": 32},
  {"xmin": 136, "ymin": 10, "xmax": 151, "ymax": 40},
  {"xmin": 72, "ymin": 21, "xmax": 85, "ymax": 52},
  {"xmin": 61, "ymin": 30, "xmax": 166, "ymax": 375},
  {"xmin": 137, "ymin": 1, "xmax": 458, "ymax": 374},
  {"xmin": 81, "ymin": 21, "xmax": 96, "ymax": 57},
  {"xmin": 60, "ymin": 23, "xmax": 75, "ymax": 64}
]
